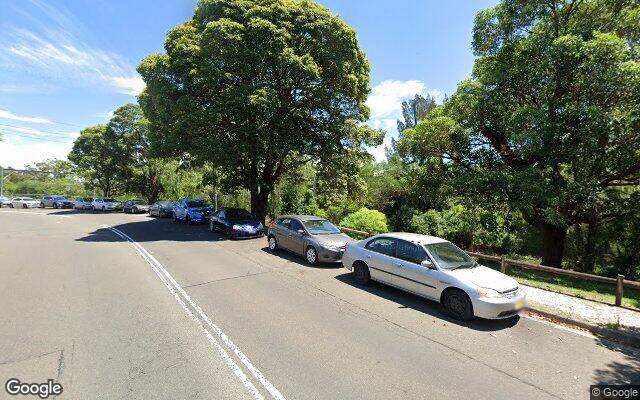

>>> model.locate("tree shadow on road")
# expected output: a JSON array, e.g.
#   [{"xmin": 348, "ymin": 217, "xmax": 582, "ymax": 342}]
[
  {"xmin": 334, "ymin": 272, "xmax": 520, "ymax": 332},
  {"xmin": 259, "ymin": 247, "xmax": 343, "ymax": 269},
  {"xmin": 591, "ymin": 337, "xmax": 640, "ymax": 384},
  {"xmin": 75, "ymin": 217, "xmax": 232, "ymax": 243}
]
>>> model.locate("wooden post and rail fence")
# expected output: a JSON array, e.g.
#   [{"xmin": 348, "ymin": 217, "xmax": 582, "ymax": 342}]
[{"xmin": 337, "ymin": 227, "xmax": 640, "ymax": 308}]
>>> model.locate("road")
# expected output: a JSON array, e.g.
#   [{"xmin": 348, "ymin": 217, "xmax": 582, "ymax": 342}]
[{"xmin": 0, "ymin": 208, "xmax": 638, "ymax": 400}]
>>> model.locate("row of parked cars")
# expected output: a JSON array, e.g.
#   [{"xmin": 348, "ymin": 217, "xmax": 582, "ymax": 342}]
[{"xmin": 1, "ymin": 194, "xmax": 526, "ymax": 322}]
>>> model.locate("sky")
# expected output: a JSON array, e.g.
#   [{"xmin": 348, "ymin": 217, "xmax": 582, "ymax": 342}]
[{"xmin": 0, "ymin": 0, "xmax": 497, "ymax": 168}]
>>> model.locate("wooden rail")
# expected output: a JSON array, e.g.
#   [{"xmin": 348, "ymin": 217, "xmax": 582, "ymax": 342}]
[
  {"xmin": 466, "ymin": 251, "xmax": 640, "ymax": 306},
  {"xmin": 338, "ymin": 226, "xmax": 371, "ymax": 237}
]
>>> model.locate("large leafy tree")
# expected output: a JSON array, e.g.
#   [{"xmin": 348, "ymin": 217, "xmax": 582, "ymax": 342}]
[
  {"xmin": 137, "ymin": 0, "xmax": 380, "ymax": 222},
  {"xmin": 68, "ymin": 125, "xmax": 122, "ymax": 196},
  {"xmin": 400, "ymin": 0, "xmax": 640, "ymax": 267}
]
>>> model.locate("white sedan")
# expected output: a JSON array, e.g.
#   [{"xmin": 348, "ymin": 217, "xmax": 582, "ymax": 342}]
[
  {"xmin": 10, "ymin": 197, "xmax": 40, "ymax": 209},
  {"xmin": 342, "ymin": 232, "xmax": 526, "ymax": 321},
  {"xmin": 91, "ymin": 198, "xmax": 122, "ymax": 211}
]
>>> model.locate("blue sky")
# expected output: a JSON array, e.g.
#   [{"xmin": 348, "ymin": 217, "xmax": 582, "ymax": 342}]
[{"xmin": 0, "ymin": 0, "xmax": 496, "ymax": 168}]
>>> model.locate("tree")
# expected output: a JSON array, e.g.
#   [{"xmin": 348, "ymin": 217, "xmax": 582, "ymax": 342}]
[
  {"xmin": 68, "ymin": 125, "xmax": 121, "ymax": 196},
  {"xmin": 138, "ymin": 0, "xmax": 381, "ymax": 223},
  {"xmin": 400, "ymin": 0, "xmax": 640, "ymax": 267},
  {"xmin": 396, "ymin": 94, "xmax": 437, "ymax": 134}
]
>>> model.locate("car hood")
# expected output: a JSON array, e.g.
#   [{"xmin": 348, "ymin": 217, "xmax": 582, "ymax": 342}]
[
  {"xmin": 445, "ymin": 265, "xmax": 518, "ymax": 293},
  {"xmin": 313, "ymin": 233, "xmax": 355, "ymax": 247},
  {"xmin": 187, "ymin": 207, "xmax": 212, "ymax": 213}
]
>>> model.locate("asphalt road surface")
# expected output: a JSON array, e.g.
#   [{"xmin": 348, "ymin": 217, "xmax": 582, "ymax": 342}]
[{"xmin": 1, "ymin": 208, "xmax": 638, "ymax": 400}]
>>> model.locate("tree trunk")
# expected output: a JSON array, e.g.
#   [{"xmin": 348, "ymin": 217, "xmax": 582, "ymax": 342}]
[
  {"xmin": 539, "ymin": 222, "xmax": 567, "ymax": 268},
  {"xmin": 250, "ymin": 185, "xmax": 270, "ymax": 225}
]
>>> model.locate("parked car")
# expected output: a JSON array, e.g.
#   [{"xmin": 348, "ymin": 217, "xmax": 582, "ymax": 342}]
[
  {"xmin": 267, "ymin": 215, "xmax": 355, "ymax": 265},
  {"xmin": 91, "ymin": 198, "xmax": 121, "ymax": 211},
  {"xmin": 342, "ymin": 232, "xmax": 526, "ymax": 321},
  {"xmin": 73, "ymin": 197, "xmax": 93, "ymax": 210},
  {"xmin": 209, "ymin": 208, "xmax": 264, "ymax": 239},
  {"xmin": 11, "ymin": 197, "xmax": 40, "ymax": 208},
  {"xmin": 122, "ymin": 199, "xmax": 150, "ymax": 214},
  {"xmin": 172, "ymin": 198, "xmax": 213, "ymax": 224},
  {"xmin": 40, "ymin": 195, "xmax": 74, "ymax": 209},
  {"xmin": 149, "ymin": 201, "xmax": 174, "ymax": 218},
  {"xmin": 0, "ymin": 196, "xmax": 11, "ymax": 207}
]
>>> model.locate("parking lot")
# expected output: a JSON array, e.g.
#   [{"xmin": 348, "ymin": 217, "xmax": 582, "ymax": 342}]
[{"xmin": 1, "ymin": 208, "xmax": 639, "ymax": 400}]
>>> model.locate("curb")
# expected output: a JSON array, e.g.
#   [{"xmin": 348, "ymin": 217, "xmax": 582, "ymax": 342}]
[{"xmin": 524, "ymin": 307, "xmax": 640, "ymax": 349}]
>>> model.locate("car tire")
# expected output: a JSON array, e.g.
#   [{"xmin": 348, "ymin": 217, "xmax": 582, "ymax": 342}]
[
  {"xmin": 442, "ymin": 289, "xmax": 474, "ymax": 322},
  {"xmin": 305, "ymin": 246, "xmax": 318, "ymax": 265},
  {"xmin": 40, "ymin": 203, "xmax": 45, "ymax": 208},
  {"xmin": 102, "ymin": 206, "xmax": 105, "ymax": 211},
  {"xmin": 133, "ymin": 207, "xmax": 138, "ymax": 214},
  {"xmin": 173, "ymin": 212, "xmax": 178, "ymax": 222},
  {"xmin": 53, "ymin": 203, "xmax": 58, "ymax": 209},
  {"xmin": 268, "ymin": 235, "xmax": 278, "ymax": 251},
  {"xmin": 352, "ymin": 262, "xmax": 371, "ymax": 285},
  {"xmin": 10, "ymin": 204, "xmax": 13, "ymax": 208},
  {"xmin": 23, "ymin": 204, "xmax": 27, "ymax": 209},
  {"xmin": 186, "ymin": 215, "xmax": 192, "ymax": 225}
]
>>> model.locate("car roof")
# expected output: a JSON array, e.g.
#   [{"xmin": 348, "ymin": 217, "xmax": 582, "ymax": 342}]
[
  {"xmin": 278, "ymin": 215, "xmax": 326, "ymax": 221},
  {"xmin": 371, "ymin": 232, "xmax": 448, "ymax": 245}
]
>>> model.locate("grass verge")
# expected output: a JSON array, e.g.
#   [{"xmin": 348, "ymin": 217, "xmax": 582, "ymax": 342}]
[{"xmin": 480, "ymin": 260, "xmax": 640, "ymax": 310}]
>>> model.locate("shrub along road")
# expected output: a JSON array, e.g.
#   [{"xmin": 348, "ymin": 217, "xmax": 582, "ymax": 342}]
[{"xmin": 0, "ymin": 209, "xmax": 638, "ymax": 400}]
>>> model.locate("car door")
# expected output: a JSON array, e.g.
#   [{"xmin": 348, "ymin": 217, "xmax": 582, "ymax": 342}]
[
  {"xmin": 363, "ymin": 237, "xmax": 398, "ymax": 285},
  {"xmin": 394, "ymin": 240, "xmax": 439, "ymax": 299},
  {"xmin": 287, "ymin": 219, "xmax": 306, "ymax": 256},
  {"xmin": 273, "ymin": 218, "xmax": 293, "ymax": 251}
]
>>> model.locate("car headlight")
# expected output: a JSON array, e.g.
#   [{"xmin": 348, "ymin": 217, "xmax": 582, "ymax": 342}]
[
  {"xmin": 257, "ymin": 223, "xmax": 264, "ymax": 230},
  {"xmin": 322, "ymin": 244, "xmax": 341, "ymax": 252},
  {"xmin": 478, "ymin": 288, "xmax": 503, "ymax": 298},
  {"xmin": 232, "ymin": 224, "xmax": 241, "ymax": 230}
]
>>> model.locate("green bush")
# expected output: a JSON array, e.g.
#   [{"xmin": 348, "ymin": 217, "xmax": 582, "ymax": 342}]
[{"xmin": 339, "ymin": 208, "xmax": 388, "ymax": 235}]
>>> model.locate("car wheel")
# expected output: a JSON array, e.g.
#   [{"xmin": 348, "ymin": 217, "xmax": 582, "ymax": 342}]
[
  {"xmin": 442, "ymin": 289, "xmax": 474, "ymax": 321},
  {"xmin": 10, "ymin": 204, "xmax": 13, "ymax": 208},
  {"xmin": 173, "ymin": 212, "xmax": 178, "ymax": 222},
  {"xmin": 53, "ymin": 203, "xmax": 58, "ymax": 209},
  {"xmin": 305, "ymin": 246, "xmax": 318, "ymax": 265},
  {"xmin": 209, "ymin": 220, "xmax": 215, "ymax": 232},
  {"xmin": 40, "ymin": 203, "xmax": 45, "ymax": 208},
  {"xmin": 186, "ymin": 215, "xmax": 192, "ymax": 225},
  {"xmin": 268, "ymin": 235, "xmax": 278, "ymax": 251},
  {"xmin": 352, "ymin": 262, "xmax": 371, "ymax": 285},
  {"xmin": 23, "ymin": 204, "xmax": 27, "ymax": 209},
  {"xmin": 133, "ymin": 207, "xmax": 138, "ymax": 214},
  {"xmin": 102, "ymin": 206, "xmax": 105, "ymax": 211}
]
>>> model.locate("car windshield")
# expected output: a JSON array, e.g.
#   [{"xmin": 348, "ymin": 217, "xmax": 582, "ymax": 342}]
[
  {"xmin": 226, "ymin": 209, "xmax": 254, "ymax": 220},
  {"xmin": 158, "ymin": 201, "xmax": 172, "ymax": 206},
  {"xmin": 23, "ymin": 197, "xmax": 35, "ymax": 201},
  {"xmin": 302, "ymin": 219, "xmax": 341, "ymax": 235},
  {"xmin": 84, "ymin": 198, "xmax": 92, "ymax": 201},
  {"xmin": 104, "ymin": 198, "xmax": 117, "ymax": 202},
  {"xmin": 130, "ymin": 200, "xmax": 143, "ymax": 204},
  {"xmin": 53, "ymin": 196, "xmax": 66, "ymax": 200},
  {"xmin": 425, "ymin": 241, "xmax": 476, "ymax": 270},
  {"xmin": 186, "ymin": 200, "xmax": 210, "ymax": 208}
]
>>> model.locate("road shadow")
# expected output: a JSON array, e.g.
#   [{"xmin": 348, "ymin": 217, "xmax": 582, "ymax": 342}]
[
  {"xmin": 259, "ymin": 247, "xmax": 343, "ymax": 269},
  {"xmin": 76, "ymin": 217, "xmax": 233, "ymax": 243},
  {"xmin": 592, "ymin": 337, "xmax": 640, "ymax": 384},
  {"xmin": 48, "ymin": 209, "xmax": 92, "ymax": 215},
  {"xmin": 334, "ymin": 272, "xmax": 520, "ymax": 332}
]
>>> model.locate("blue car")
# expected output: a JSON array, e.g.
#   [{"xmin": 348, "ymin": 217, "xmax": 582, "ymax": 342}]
[{"xmin": 173, "ymin": 198, "xmax": 213, "ymax": 224}]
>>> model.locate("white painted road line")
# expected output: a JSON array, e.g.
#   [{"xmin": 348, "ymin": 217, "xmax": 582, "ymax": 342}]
[
  {"xmin": 0, "ymin": 210, "xmax": 72, "ymax": 218},
  {"xmin": 103, "ymin": 224, "xmax": 287, "ymax": 400}
]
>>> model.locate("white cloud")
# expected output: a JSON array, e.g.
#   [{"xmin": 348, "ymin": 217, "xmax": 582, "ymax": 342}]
[
  {"xmin": 0, "ymin": 137, "xmax": 75, "ymax": 169},
  {"xmin": 365, "ymin": 80, "xmax": 443, "ymax": 162},
  {"xmin": 0, "ymin": 109, "xmax": 50, "ymax": 124},
  {"xmin": 0, "ymin": 15, "xmax": 144, "ymax": 96}
]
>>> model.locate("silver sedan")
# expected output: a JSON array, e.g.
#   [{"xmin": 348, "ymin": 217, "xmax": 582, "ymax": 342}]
[{"xmin": 341, "ymin": 232, "xmax": 526, "ymax": 321}]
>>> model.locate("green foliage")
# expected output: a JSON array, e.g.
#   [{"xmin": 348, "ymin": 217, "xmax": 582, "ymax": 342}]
[
  {"xmin": 339, "ymin": 208, "xmax": 388, "ymax": 235},
  {"xmin": 398, "ymin": 0, "xmax": 640, "ymax": 267},
  {"xmin": 138, "ymin": 0, "xmax": 380, "ymax": 221}
]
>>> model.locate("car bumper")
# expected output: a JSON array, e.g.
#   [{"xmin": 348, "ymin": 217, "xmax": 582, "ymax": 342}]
[
  {"xmin": 23, "ymin": 203, "xmax": 40, "ymax": 208},
  {"xmin": 471, "ymin": 290, "xmax": 527, "ymax": 319},
  {"xmin": 231, "ymin": 229, "xmax": 265, "ymax": 239},
  {"xmin": 318, "ymin": 248, "xmax": 345, "ymax": 262}
]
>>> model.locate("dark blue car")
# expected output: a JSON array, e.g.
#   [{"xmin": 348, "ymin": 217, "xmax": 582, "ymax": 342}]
[
  {"xmin": 173, "ymin": 198, "xmax": 213, "ymax": 224},
  {"xmin": 209, "ymin": 207, "xmax": 265, "ymax": 239}
]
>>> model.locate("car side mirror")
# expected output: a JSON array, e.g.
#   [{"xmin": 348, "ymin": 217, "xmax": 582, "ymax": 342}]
[
  {"xmin": 297, "ymin": 229, "xmax": 306, "ymax": 235},
  {"xmin": 421, "ymin": 260, "xmax": 435, "ymax": 270}
]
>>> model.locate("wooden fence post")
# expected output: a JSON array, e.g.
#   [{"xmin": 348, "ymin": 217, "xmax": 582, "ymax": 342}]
[
  {"xmin": 500, "ymin": 255, "xmax": 507, "ymax": 274},
  {"xmin": 615, "ymin": 274, "xmax": 624, "ymax": 306}
]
